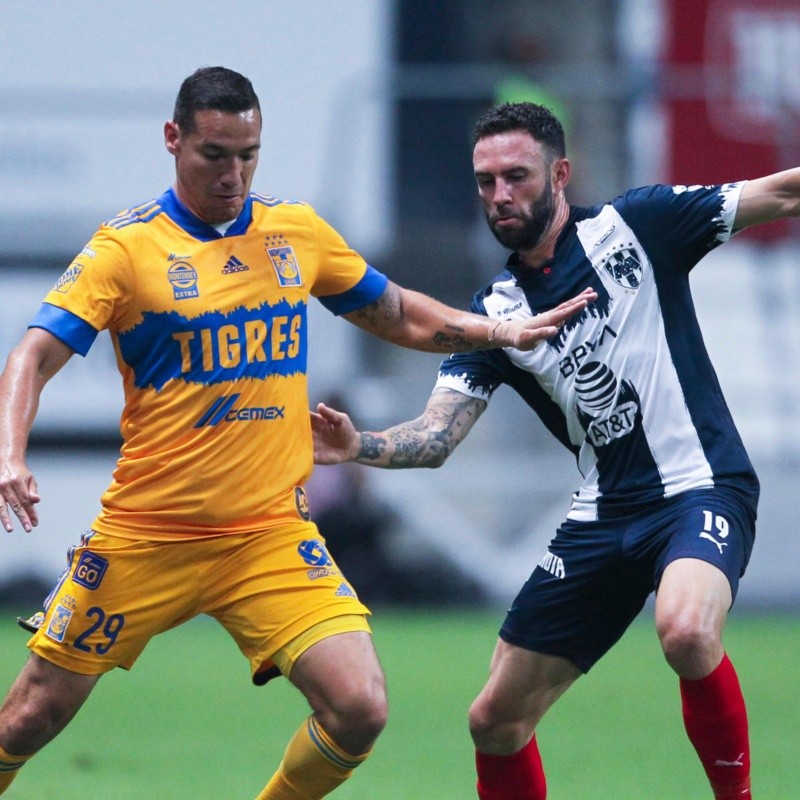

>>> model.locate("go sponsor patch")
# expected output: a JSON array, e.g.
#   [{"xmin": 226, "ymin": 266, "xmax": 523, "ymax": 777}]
[{"xmin": 73, "ymin": 551, "xmax": 109, "ymax": 590}]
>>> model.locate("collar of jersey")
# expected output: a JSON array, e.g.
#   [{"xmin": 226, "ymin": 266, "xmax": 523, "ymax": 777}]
[{"xmin": 159, "ymin": 187, "xmax": 254, "ymax": 241}]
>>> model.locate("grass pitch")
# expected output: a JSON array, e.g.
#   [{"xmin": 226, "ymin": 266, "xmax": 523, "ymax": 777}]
[{"xmin": 0, "ymin": 607, "xmax": 796, "ymax": 799}]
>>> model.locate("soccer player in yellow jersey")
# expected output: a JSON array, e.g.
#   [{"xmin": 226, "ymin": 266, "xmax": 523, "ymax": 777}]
[{"xmin": 0, "ymin": 67, "xmax": 594, "ymax": 799}]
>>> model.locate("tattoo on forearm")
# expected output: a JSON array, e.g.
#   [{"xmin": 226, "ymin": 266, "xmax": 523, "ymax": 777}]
[
  {"xmin": 388, "ymin": 426, "xmax": 451, "ymax": 467},
  {"xmin": 358, "ymin": 392, "xmax": 485, "ymax": 468},
  {"xmin": 359, "ymin": 433, "xmax": 388, "ymax": 461},
  {"xmin": 433, "ymin": 326, "xmax": 473, "ymax": 352},
  {"xmin": 351, "ymin": 287, "xmax": 485, "ymax": 352}
]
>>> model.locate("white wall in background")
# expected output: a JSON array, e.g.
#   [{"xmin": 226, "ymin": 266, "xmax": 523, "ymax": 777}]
[{"xmin": 0, "ymin": 0, "xmax": 393, "ymax": 257}]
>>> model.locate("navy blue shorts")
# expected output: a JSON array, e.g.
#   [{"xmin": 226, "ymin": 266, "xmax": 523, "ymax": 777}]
[{"xmin": 499, "ymin": 488, "xmax": 756, "ymax": 673}]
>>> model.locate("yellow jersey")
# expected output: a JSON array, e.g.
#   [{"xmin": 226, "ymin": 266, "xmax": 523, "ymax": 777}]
[{"xmin": 31, "ymin": 188, "xmax": 387, "ymax": 540}]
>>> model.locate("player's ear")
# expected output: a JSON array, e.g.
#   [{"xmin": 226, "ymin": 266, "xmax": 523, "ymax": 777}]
[
  {"xmin": 552, "ymin": 157, "xmax": 571, "ymax": 193},
  {"xmin": 164, "ymin": 120, "xmax": 180, "ymax": 156}
]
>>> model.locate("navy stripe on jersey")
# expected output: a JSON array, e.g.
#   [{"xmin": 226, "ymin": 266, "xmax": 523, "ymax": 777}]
[{"xmin": 436, "ymin": 182, "xmax": 758, "ymax": 521}]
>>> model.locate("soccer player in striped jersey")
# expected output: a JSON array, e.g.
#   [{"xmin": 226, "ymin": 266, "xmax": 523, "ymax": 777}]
[
  {"xmin": 0, "ymin": 74, "xmax": 593, "ymax": 800},
  {"xmin": 312, "ymin": 102, "xmax": 800, "ymax": 800}
]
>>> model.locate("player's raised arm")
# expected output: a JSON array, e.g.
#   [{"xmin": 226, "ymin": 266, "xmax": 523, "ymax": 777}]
[
  {"xmin": 0, "ymin": 328, "xmax": 74, "ymax": 532},
  {"xmin": 312, "ymin": 388, "xmax": 487, "ymax": 470},
  {"xmin": 734, "ymin": 166, "xmax": 800, "ymax": 230},
  {"xmin": 342, "ymin": 282, "xmax": 596, "ymax": 353}
]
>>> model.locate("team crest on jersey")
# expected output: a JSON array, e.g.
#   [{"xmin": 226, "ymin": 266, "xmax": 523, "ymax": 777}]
[
  {"xmin": 602, "ymin": 247, "xmax": 643, "ymax": 289},
  {"xmin": 295, "ymin": 486, "xmax": 311, "ymax": 521},
  {"xmin": 45, "ymin": 603, "xmax": 74, "ymax": 643},
  {"xmin": 167, "ymin": 260, "xmax": 199, "ymax": 300},
  {"xmin": 267, "ymin": 245, "xmax": 303, "ymax": 287},
  {"xmin": 53, "ymin": 263, "xmax": 84, "ymax": 294}
]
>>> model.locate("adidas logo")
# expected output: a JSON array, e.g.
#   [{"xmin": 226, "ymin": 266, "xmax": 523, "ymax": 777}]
[{"xmin": 222, "ymin": 255, "xmax": 249, "ymax": 274}]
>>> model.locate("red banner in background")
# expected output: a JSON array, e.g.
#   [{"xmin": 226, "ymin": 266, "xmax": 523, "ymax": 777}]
[{"xmin": 664, "ymin": 0, "xmax": 800, "ymax": 241}]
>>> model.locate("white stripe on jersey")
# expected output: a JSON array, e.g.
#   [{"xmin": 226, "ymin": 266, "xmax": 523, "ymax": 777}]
[{"xmin": 568, "ymin": 205, "xmax": 714, "ymax": 519}]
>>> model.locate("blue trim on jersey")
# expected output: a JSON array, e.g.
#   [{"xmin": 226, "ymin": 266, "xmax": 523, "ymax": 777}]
[
  {"xmin": 105, "ymin": 200, "xmax": 163, "ymax": 230},
  {"xmin": 157, "ymin": 187, "xmax": 254, "ymax": 241},
  {"xmin": 317, "ymin": 265, "xmax": 389, "ymax": 315},
  {"xmin": 29, "ymin": 302, "xmax": 98, "ymax": 356}
]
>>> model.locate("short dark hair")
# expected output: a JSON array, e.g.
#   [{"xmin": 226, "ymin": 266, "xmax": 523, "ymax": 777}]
[
  {"xmin": 173, "ymin": 66, "xmax": 260, "ymax": 133},
  {"xmin": 473, "ymin": 102, "xmax": 566, "ymax": 160}
]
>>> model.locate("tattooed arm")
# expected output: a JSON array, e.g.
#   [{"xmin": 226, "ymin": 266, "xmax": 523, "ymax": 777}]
[
  {"xmin": 341, "ymin": 281, "xmax": 595, "ymax": 354},
  {"xmin": 311, "ymin": 388, "xmax": 487, "ymax": 469}
]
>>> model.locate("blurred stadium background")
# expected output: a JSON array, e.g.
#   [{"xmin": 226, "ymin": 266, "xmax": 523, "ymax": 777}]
[{"xmin": 2, "ymin": 0, "xmax": 799, "ymax": 614}]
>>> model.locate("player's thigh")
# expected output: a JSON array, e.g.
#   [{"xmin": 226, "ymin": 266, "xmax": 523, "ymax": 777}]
[
  {"xmin": 208, "ymin": 522, "xmax": 372, "ymax": 684},
  {"xmin": 471, "ymin": 638, "xmax": 581, "ymax": 731},
  {"xmin": 28, "ymin": 531, "xmax": 204, "ymax": 675},
  {"xmin": 288, "ymin": 629, "xmax": 386, "ymax": 714},
  {"xmin": 655, "ymin": 556, "xmax": 733, "ymax": 631}
]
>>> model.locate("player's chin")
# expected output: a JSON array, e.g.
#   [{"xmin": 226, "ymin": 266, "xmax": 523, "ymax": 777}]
[{"xmin": 210, "ymin": 197, "xmax": 245, "ymax": 220}]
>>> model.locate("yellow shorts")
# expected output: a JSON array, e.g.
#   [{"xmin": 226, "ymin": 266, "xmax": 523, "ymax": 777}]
[{"xmin": 29, "ymin": 523, "xmax": 371, "ymax": 682}]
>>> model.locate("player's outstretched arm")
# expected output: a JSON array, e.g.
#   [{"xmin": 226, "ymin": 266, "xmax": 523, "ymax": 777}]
[
  {"xmin": 342, "ymin": 282, "xmax": 596, "ymax": 353},
  {"xmin": 312, "ymin": 388, "xmax": 487, "ymax": 469},
  {"xmin": 734, "ymin": 166, "xmax": 800, "ymax": 230},
  {"xmin": 0, "ymin": 328, "xmax": 73, "ymax": 533}
]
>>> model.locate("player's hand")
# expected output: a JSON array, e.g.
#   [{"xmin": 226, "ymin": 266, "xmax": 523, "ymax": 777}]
[
  {"xmin": 492, "ymin": 287, "xmax": 597, "ymax": 350},
  {"xmin": 311, "ymin": 403, "xmax": 361, "ymax": 465},
  {"xmin": 0, "ymin": 459, "xmax": 40, "ymax": 533}
]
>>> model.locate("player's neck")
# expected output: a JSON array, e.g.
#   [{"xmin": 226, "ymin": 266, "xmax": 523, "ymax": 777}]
[{"xmin": 517, "ymin": 196, "xmax": 570, "ymax": 271}]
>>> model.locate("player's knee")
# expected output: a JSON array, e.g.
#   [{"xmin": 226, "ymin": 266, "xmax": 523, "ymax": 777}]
[
  {"xmin": 349, "ymin": 686, "xmax": 388, "ymax": 741},
  {"xmin": 468, "ymin": 696, "xmax": 529, "ymax": 755},
  {"xmin": 657, "ymin": 609, "xmax": 720, "ymax": 673},
  {"xmin": 0, "ymin": 695, "xmax": 68, "ymax": 755},
  {"xmin": 325, "ymin": 674, "xmax": 388, "ymax": 749}
]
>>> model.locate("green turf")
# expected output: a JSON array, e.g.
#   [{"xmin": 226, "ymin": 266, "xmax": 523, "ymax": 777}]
[{"xmin": 0, "ymin": 608, "xmax": 796, "ymax": 799}]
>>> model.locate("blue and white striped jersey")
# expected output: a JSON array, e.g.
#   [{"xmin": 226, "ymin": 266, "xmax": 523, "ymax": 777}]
[{"xmin": 436, "ymin": 183, "xmax": 760, "ymax": 521}]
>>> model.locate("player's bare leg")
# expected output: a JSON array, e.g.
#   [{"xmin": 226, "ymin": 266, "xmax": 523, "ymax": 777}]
[
  {"xmin": 256, "ymin": 630, "xmax": 387, "ymax": 799},
  {"xmin": 469, "ymin": 640, "xmax": 581, "ymax": 800},
  {"xmin": 0, "ymin": 654, "xmax": 99, "ymax": 794},
  {"xmin": 656, "ymin": 558, "xmax": 751, "ymax": 799}
]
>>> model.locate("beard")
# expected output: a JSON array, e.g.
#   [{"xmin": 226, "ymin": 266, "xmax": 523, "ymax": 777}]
[{"xmin": 486, "ymin": 181, "xmax": 554, "ymax": 252}]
